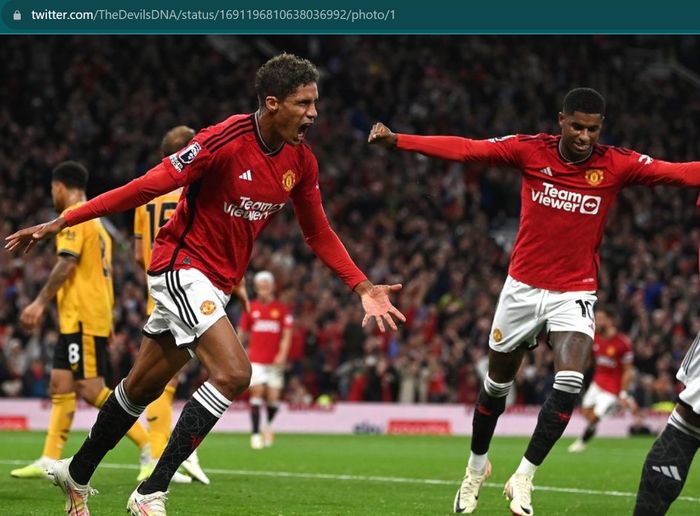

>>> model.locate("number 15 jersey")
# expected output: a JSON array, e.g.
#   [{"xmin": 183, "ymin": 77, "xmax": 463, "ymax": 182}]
[{"xmin": 134, "ymin": 189, "xmax": 182, "ymax": 314}]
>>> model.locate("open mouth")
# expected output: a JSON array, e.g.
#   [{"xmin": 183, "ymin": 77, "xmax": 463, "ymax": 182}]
[{"xmin": 297, "ymin": 122, "xmax": 313, "ymax": 139}]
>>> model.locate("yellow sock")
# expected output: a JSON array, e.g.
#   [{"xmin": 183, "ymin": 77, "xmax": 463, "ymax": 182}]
[
  {"xmin": 146, "ymin": 385, "xmax": 176, "ymax": 458},
  {"xmin": 94, "ymin": 386, "xmax": 149, "ymax": 451},
  {"xmin": 42, "ymin": 392, "xmax": 76, "ymax": 460},
  {"xmin": 94, "ymin": 387, "xmax": 112, "ymax": 409}
]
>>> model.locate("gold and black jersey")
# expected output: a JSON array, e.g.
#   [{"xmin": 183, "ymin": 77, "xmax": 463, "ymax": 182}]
[
  {"xmin": 133, "ymin": 189, "xmax": 181, "ymax": 314},
  {"xmin": 56, "ymin": 202, "xmax": 113, "ymax": 336}
]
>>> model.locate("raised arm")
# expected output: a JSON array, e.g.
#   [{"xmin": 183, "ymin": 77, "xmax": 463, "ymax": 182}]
[
  {"xmin": 5, "ymin": 163, "xmax": 179, "ymax": 253},
  {"xmin": 368, "ymin": 122, "xmax": 521, "ymax": 165},
  {"xmin": 67, "ymin": 163, "xmax": 181, "ymax": 226},
  {"xmin": 626, "ymin": 156, "xmax": 700, "ymax": 187}
]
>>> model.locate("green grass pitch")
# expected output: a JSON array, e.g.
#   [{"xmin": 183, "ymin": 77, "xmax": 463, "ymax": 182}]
[{"xmin": 0, "ymin": 431, "xmax": 698, "ymax": 515}]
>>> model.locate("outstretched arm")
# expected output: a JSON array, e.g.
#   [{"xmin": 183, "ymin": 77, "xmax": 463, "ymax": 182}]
[
  {"xmin": 5, "ymin": 217, "xmax": 68, "ymax": 254},
  {"xmin": 291, "ymin": 150, "xmax": 405, "ymax": 332},
  {"xmin": 626, "ymin": 156, "xmax": 700, "ymax": 187},
  {"xmin": 369, "ymin": 122, "xmax": 520, "ymax": 164},
  {"xmin": 369, "ymin": 122, "xmax": 471, "ymax": 161},
  {"xmin": 296, "ymin": 211, "xmax": 405, "ymax": 332},
  {"xmin": 6, "ymin": 162, "xmax": 180, "ymax": 253},
  {"xmin": 292, "ymin": 190, "xmax": 405, "ymax": 332}
]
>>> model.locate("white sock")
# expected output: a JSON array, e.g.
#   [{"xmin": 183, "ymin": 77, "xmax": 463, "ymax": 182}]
[
  {"xmin": 515, "ymin": 456, "xmax": 537, "ymax": 477},
  {"xmin": 468, "ymin": 452, "xmax": 488, "ymax": 471}
]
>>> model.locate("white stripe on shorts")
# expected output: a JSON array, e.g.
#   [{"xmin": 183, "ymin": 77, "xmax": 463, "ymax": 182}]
[{"xmin": 166, "ymin": 271, "xmax": 199, "ymax": 328}]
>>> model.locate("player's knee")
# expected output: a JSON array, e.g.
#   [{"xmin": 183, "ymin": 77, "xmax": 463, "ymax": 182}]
[
  {"xmin": 49, "ymin": 379, "xmax": 68, "ymax": 397},
  {"xmin": 48, "ymin": 372, "xmax": 73, "ymax": 396},
  {"xmin": 210, "ymin": 363, "xmax": 252, "ymax": 398},
  {"xmin": 75, "ymin": 383, "xmax": 97, "ymax": 405}
]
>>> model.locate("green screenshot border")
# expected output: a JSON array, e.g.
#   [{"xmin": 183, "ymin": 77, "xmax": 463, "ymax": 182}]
[{"xmin": 2, "ymin": 0, "xmax": 700, "ymax": 34}]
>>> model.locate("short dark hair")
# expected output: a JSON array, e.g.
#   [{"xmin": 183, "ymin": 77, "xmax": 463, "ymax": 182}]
[
  {"xmin": 255, "ymin": 53, "xmax": 319, "ymax": 106},
  {"xmin": 161, "ymin": 125, "xmax": 196, "ymax": 157},
  {"xmin": 562, "ymin": 88, "xmax": 606, "ymax": 116},
  {"xmin": 51, "ymin": 161, "xmax": 89, "ymax": 190}
]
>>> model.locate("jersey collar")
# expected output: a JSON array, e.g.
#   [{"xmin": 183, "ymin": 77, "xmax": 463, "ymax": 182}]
[
  {"xmin": 557, "ymin": 137, "xmax": 594, "ymax": 166},
  {"xmin": 253, "ymin": 111, "xmax": 285, "ymax": 157}
]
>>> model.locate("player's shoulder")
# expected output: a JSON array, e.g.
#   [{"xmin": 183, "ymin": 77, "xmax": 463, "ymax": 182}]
[
  {"xmin": 296, "ymin": 142, "xmax": 319, "ymax": 170},
  {"xmin": 299, "ymin": 141, "xmax": 315, "ymax": 155},
  {"xmin": 514, "ymin": 133, "xmax": 557, "ymax": 144},
  {"xmin": 504, "ymin": 133, "xmax": 558, "ymax": 155},
  {"xmin": 594, "ymin": 142, "xmax": 637, "ymax": 160},
  {"xmin": 285, "ymin": 141, "xmax": 316, "ymax": 162},
  {"xmin": 499, "ymin": 133, "xmax": 557, "ymax": 160},
  {"xmin": 197, "ymin": 113, "xmax": 256, "ymax": 153},
  {"xmin": 497, "ymin": 133, "xmax": 556, "ymax": 149}
]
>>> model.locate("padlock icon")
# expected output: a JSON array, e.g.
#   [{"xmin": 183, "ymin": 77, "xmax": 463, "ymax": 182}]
[{"xmin": 13, "ymin": 10, "xmax": 21, "ymax": 21}]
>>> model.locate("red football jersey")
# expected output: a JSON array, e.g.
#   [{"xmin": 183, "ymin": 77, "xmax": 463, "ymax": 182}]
[
  {"xmin": 239, "ymin": 300, "xmax": 293, "ymax": 364},
  {"xmin": 398, "ymin": 133, "xmax": 700, "ymax": 291},
  {"xmin": 64, "ymin": 113, "xmax": 367, "ymax": 294},
  {"xmin": 592, "ymin": 333, "xmax": 634, "ymax": 395}
]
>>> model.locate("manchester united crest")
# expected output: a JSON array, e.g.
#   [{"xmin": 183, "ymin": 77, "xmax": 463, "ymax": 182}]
[
  {"xmin": 270, "ymin": 308, "xmax": 279, "ymax": 318},
  {"xmin": 585, "ymin": 169, "xmax": 604, "ymax": 186},
  {"xmin": 492, "ymin": 328, "xmax": 503, "ymax": 343},
  {"xmin": 200, "ymin": 300, "xmax": 216, "ymax": 315},
  {"xmin": 282, "ymin": 170, "xmax": 296, "ymax": 191}
]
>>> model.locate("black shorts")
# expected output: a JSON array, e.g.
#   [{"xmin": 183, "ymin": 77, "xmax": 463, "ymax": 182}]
[{"xmin": 53, "ymin": 332, "xmax": 108, "ymax": 380}]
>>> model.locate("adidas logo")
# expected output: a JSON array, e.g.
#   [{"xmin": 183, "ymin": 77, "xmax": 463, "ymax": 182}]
[
  {"xmin": 239, "ymin": 169, "xmax": 252, "ymax": 181},
  {"xmin": 540, "ymin": 167, "xmax": 553, "ymax": 177},
  {"xmin": 651, "ymin": 465, "xmax": 681, "ymax": 481}
]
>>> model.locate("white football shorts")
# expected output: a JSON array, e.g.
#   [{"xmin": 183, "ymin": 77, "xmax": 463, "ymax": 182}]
[
  {"xmin": 489, "ymin": 275, "xmax": 597, "ymax": 353},
  {"xmin": 250, "ymin": 363, "xmax": 285, "ymax": 390},
  {"xmin": 581, "ymin": 381, "xmax": 619, "ymax": 418},
  {"xmin": 143, "ymin": 268, "xmax": 230, "ymax": 348},
  {"xmin": 677, "ymin": 331, "xmax": 700, "ymax": 414}
]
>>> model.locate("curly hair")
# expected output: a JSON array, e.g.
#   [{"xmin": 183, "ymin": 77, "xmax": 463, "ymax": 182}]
[
  {"xmin": 52, "ymin": 161, "xmax": 89, "ymax": 190},
  {"xmin": 255, "ymin": 53, "xmax": 319, "ymax": 106}
]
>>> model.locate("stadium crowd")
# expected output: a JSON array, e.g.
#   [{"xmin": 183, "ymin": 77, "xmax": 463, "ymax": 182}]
[{"xmin": 2, "ymin": 36, "xmax": 700, "ymax": 412}]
